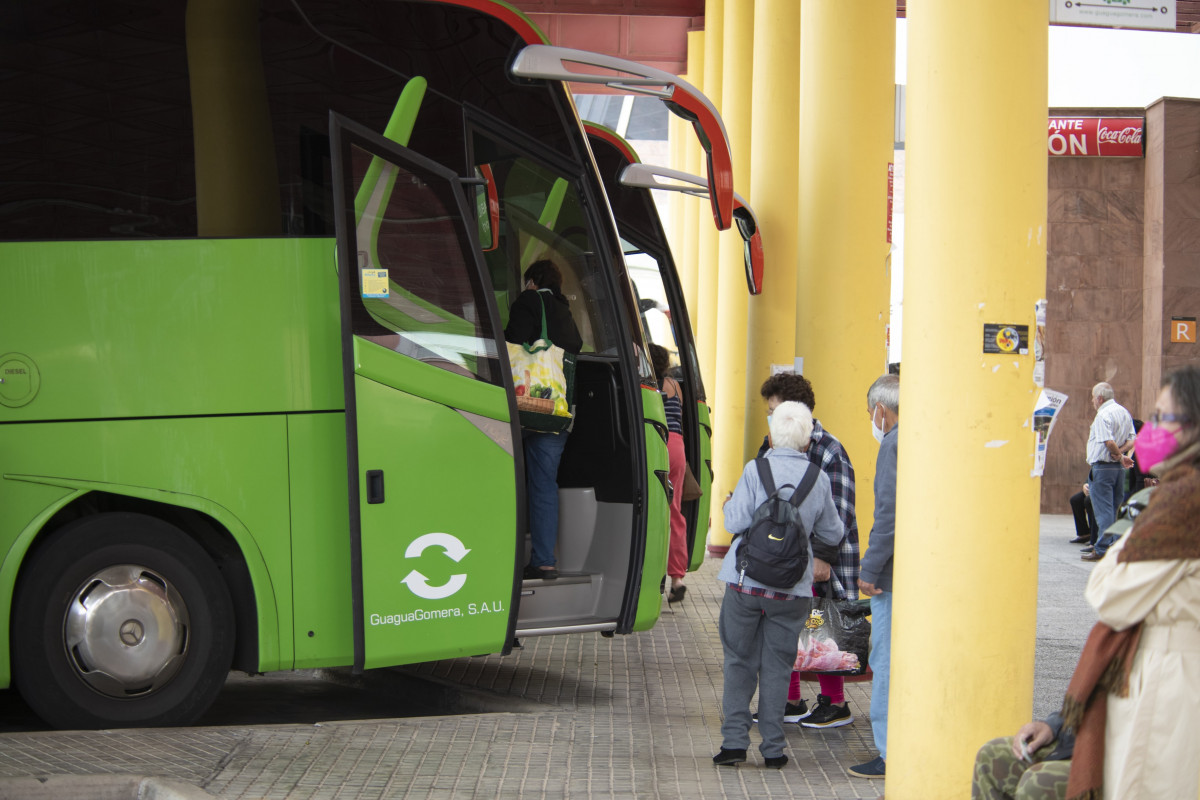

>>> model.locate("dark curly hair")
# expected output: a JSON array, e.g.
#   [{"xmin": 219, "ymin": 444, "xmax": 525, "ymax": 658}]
[
  {"xmin": 759, "ymin": 372, "xmax": 815, "ymax": 413},
  {"xmin": 523, "ymin": 259, "xmax": 563, "ymax": 293},
  {"xmin": 648, "ymin": 343, "xmax": 671, "ymax": 383}
]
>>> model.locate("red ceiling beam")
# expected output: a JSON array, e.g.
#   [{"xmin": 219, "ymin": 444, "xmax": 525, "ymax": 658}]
[{"xmin": 512, "ymin": 0, "xmax": 703, "ymax": 15}]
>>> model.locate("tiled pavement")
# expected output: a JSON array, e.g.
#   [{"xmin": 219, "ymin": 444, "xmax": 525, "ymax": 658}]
[{"xmin": 0, "ymin": 515, "xmax": 1092, "ymax": 799}]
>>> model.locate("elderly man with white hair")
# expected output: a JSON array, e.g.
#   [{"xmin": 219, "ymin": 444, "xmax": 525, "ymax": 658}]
[
  {"xmin": 1083, "ymin": 381, "xmax": 1136, "ymax": 561},
  {"xmin": 712, "ymin": 400, "xmax": 844, "ymax": 771}
]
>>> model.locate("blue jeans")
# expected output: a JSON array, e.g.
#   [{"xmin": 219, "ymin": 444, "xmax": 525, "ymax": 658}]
[
  {"xmin": 718, "ymin": 586, "xmax": 806, "ymax": 758},
  {"xmin": 1088, "ymin": 464, "xmax": 1124, "ymax": 555},
  {"xmin": 524, "ymin": 430, "xmax": 569, "ymax": 568},
  {"xmin": 869, "ymin": 591, "xmax": 893, "ymax": 760}
]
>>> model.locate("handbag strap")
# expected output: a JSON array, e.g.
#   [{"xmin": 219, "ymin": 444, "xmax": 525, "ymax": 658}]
[{"xmin": 535, "ymin": 289, "xmax": 552, "ymax": 343}]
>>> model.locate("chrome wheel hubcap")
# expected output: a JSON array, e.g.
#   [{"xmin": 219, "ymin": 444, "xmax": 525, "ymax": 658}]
[{"xmin": 64, "ymin": 565, "xmax": 190, "ymax": 697}]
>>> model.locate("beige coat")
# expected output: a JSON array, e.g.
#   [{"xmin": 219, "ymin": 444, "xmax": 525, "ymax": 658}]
[{"xmin": 1085, "ymin": 533, "xmax": 1200, "ymax": 800}]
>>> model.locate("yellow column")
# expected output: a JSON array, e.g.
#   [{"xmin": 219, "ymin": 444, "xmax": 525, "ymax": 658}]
[
  {"xmin": 888, "ymin": 3, "xmax": 1047, "ymax": 798},
  {"xmin": 710, "ymin": 0, "xmax": 753, "ymax": 548},
  {"xmin": 796, "ymin": 1, "xmax": 894, "ymax": 538},
  {"xmin": 742, "ymin": 0, "xmax": 801, "ymax": 457},
  {"xmin": 679, "ymin": 29, "xmax": 706, "ymax": 324},
  {"xmin": 186, "ymin": 0, "xmax": 281, "ymax": 236},
  {"xmin": 696, "ymin": 0, "xmax": 723, "ymax": 403}
]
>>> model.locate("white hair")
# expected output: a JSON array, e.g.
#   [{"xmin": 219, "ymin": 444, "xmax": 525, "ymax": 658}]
[
  {"xmin": 1092, "ymin": 382, "xmax": 1114, "ymax": 401},
  {"xmin": 768, "ymin": 400, "xmax": 813, "ymax": 452}
]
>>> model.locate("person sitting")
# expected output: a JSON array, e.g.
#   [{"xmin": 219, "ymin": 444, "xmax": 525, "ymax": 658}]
[
  {"xmin": 973, "ymin": 364, "xmax": 1200, "ymax": 800},
  {"xmin": 971, "ymin": 714, "xmax": 1074, "ymax": 800},
  {"xmin": 1068, "ymin": 480, "xmax": 1097, "ymax": 546}
]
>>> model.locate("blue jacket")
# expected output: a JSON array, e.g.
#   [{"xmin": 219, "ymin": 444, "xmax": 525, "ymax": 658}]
[
  {"xmin": 718, "ymin": 448, "xmax": 844, "ymax": 596},
  {"xmin": 859, "ymin": 423, "xmax": 898, "ymax": 592}
]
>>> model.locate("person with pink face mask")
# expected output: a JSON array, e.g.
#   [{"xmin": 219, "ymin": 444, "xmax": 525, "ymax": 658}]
[{"xmin": 1058, "ymin": 364, "xmax": 1200, "ymax": 800}]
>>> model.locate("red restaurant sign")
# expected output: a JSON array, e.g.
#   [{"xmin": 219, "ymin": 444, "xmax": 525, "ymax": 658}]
[{"xmin": 1047, "ymin": 117, "xmax": 1144, "ymax": 158}]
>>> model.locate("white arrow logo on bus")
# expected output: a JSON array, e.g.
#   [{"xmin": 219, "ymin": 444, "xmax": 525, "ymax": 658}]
[{"xmin": 401, "ymin": 532, "xmax": 470, "ymax": 599}]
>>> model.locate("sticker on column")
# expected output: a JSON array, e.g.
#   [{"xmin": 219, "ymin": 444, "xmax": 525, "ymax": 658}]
[{"xmin": 983, "ymin": 323, "xmax": 1028, "ymax": 355}]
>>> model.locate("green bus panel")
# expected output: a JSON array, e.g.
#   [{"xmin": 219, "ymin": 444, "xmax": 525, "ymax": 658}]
[
  {"xmin": 632, "ymin": 386, "xmax": 669, "ymax": 632},
  {"xmin": 690, "ymin": 401, "xmax": 714, "ymax": 571},
  {"xmin": 0, "ymin": 416, "xmax": 296, "ymax": 677},
  {"xmin": 287, "ymin": 413, "xmax": 355, "ymax": 668},
  {"xmin": 353, "ymin": 374, "xmax": 516, "ymax": 669},
  {"xmin": 0, "ymin": 481, "xmax": 76, "ymax": 687},
  {"xmin": 0, "ymin": 239, "xmax": 343, "ymax": 423}
]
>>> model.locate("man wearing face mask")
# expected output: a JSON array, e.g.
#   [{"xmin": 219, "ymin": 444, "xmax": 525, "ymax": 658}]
[
  {"xmin": 848, "ymin": 373, "xmax": 899, "ymax": 781},
  {"xmin": 1081, "ymin": 383, "xmax": 1136, "ymax": 562}
]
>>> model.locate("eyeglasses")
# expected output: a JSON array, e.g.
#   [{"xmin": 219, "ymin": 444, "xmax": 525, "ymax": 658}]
[{"xmin": 1149, "ymin": 411, "xmax": 1193, "ymax": 426}]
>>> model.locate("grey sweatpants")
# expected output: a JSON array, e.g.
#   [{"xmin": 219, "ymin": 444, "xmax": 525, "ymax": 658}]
[{"xmin": 718, "ymin": 585, "xmax": 807, "ymax": 759}]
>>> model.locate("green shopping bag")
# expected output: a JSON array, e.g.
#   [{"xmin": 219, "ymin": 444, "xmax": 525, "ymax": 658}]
[{"xmin": 506, "ymin": 294, "xmax": 576, "ymax": 432}]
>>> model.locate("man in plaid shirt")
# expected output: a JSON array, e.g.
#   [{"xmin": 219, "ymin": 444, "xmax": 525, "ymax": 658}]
[{"xmin": 756, "ymin": 373, "xmax": 859, "ymax": 729}]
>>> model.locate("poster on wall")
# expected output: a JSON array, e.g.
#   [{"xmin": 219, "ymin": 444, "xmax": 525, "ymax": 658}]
[{"xmin": 1033, "ymin": 388, "xmax": 1069, "ymax": 478}]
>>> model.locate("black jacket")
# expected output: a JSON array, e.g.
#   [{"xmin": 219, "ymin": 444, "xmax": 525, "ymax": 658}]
[{"xmin": 504, "ymin": 289, "xmax": 583, "ymax": 354}]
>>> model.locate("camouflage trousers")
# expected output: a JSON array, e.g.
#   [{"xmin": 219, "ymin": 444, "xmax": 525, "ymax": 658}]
[{"xmin": 971, "ymin": 737, "xmax": 1071, "ymax": 800}]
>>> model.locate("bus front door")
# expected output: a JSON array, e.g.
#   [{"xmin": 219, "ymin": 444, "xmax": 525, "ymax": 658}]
[{"xmin": 331, "ymin": 114, "xmax": 521, "ymax": 671}]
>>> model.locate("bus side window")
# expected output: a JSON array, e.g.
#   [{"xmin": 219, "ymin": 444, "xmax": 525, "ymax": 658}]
[{"xmin": 349, "ymin": 145, "xmax": 501, "ymax": 384}]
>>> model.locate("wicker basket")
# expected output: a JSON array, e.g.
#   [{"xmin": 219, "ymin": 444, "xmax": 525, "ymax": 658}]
[{"xmin": 516, "ymin": 396, "xmax": 555, "ymax": 415}]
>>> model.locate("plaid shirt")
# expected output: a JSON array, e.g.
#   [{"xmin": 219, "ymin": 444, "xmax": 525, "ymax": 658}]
[{"xmin": 758, "ymin": 419, "xmax": 859, "ymax": 599}]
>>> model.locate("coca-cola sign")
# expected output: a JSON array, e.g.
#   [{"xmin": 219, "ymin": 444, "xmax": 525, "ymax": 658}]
[{"xmin": 1048, "ymin": 117, "xmax": 1144, "ymax": 158}]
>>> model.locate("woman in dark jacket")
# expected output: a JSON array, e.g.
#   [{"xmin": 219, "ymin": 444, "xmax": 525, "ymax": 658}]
[{"xmin": 504, "ymin": 260, "xmax": 582, "ymax": 581}]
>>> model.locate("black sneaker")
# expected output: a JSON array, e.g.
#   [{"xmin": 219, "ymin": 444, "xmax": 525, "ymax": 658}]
[
  {"xmin": 800, "ymin": 695, "xmax": 853, "ymax": 729},
  {"xmin": 713, "ymin": 748, "xmax": 747, "ymax": 766},
  {"xmin": 764, "ymin": 754, "xmax": 788, "ymax": 769},
  {"xmin": 848, "ymin": 755, "xmax": 885, "ymax": 778},
  {"xmin": 752, "ymin": 699, "xmax": 810, "ymax": 723}
]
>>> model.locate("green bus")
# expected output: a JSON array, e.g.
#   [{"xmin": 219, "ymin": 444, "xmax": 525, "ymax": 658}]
[{"xmin": 0, "ymin": 0, "xmax": 743, "ymax": 729}]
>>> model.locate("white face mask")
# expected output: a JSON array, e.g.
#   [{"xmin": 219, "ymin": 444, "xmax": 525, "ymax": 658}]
[{"xmin": 870, "ymin": 405, "xmax": 885, "ymax": 444}]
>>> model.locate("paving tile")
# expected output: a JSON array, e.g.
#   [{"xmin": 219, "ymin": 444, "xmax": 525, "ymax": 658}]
[{"xmin": 0, "ymin": 516, "xmax": 1092, "ymax": 799}]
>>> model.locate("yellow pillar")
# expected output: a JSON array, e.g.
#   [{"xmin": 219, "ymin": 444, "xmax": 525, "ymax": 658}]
[
  {"xmin": 186, "ymin": 0, "xmax": 281, "ymax": 236},
  {"xmin": 796, "ymin": 1, "xmax": 894, "ymax": 538},
  {"xmin": 696, "ymin": 0, "xmax": 723, "ymax": 404},
  {"xmin": 888, "ymin": 3, "xmax": 1047, "ymax": 798},
  {"xmin": 742, "ymin": 0, "xmax": 801, "ymax": 457},
  {"xmin": 710, "ymin": 0, "xmax": 753, "ymax": 547},
  {"xmin": 679, "ymin": 29, "xmax": 706, "ymax": 325}
]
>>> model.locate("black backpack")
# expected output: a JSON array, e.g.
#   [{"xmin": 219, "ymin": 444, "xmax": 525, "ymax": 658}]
[{"xmin": 735, "ymin": 459, "xmax": 820, "ymax": 589}]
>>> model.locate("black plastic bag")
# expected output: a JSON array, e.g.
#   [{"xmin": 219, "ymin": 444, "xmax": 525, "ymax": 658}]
[{"xmin": 794, "ymin": 584, "xmax": 871, "ymax": 676}]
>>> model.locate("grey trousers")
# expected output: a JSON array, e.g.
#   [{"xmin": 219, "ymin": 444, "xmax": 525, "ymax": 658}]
[{"xmin": 718, "ymin": 585, "xmax": 806, "ymax": 758}]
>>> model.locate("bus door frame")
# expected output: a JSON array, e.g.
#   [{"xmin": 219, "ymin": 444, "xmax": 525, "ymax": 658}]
[{"xmin": 330, "ymin": 112, "xmax": 525, "ymax": 672}]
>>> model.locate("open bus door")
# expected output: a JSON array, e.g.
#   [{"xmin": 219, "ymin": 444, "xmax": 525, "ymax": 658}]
[
  {"xmin": 583, "ymin": 127, "xmax": 706, "ymax": 571},
  {"xmin": 331, "ymin": 112, "xmax": 521, "ymax": 671},
  {"xmin": 585, "ymin": 127, "xmax": 766, "ymax": 570}
]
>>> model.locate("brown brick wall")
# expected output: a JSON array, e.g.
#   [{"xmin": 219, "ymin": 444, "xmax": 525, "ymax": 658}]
[{"xmin": 1041, "ymin": 98, "xmax": 1200, "ymax": 512}]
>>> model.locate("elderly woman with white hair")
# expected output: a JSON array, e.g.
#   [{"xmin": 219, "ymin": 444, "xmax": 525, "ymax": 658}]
[{"xmin": 712, "ymin": 400, "xmax": 845, "ymax": 770}]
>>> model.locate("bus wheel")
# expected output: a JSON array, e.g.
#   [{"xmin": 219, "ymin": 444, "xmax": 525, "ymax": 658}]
[{"xmin": 12, "ymin": 512, "xmax": 235, "ymax": 729}]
